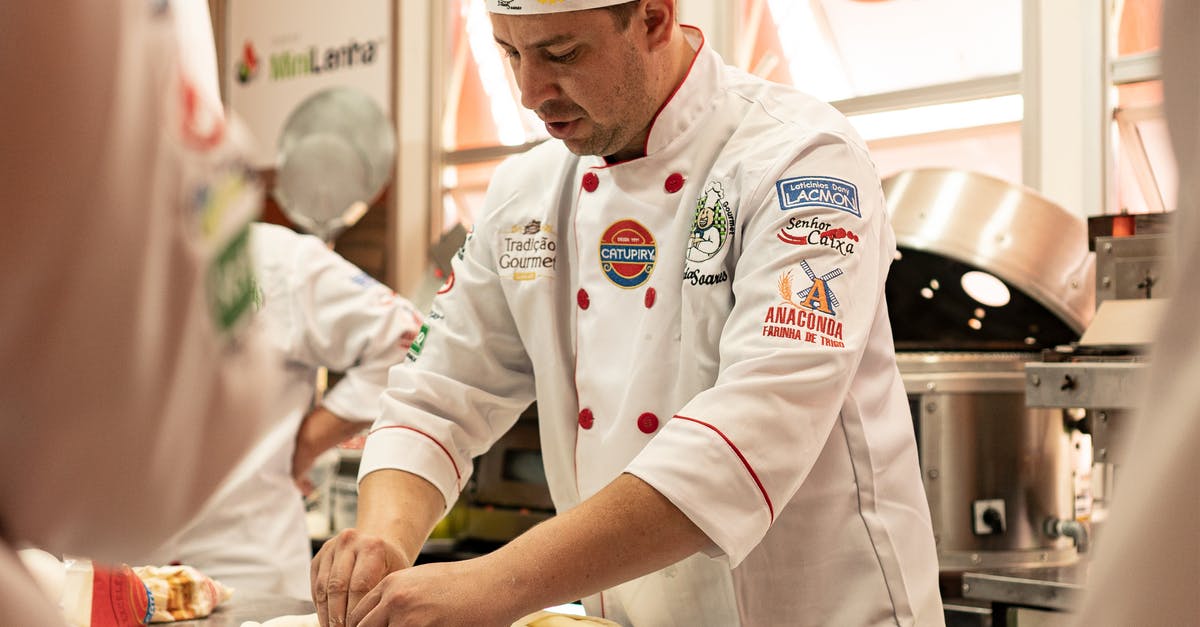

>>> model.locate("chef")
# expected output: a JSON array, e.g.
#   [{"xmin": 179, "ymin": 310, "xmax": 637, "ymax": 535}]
[
  {"xmin": 136, "ymin": 222, "xmax": 424, "ymax": 600},
  {"xmin": 312, "ymin": 1, "xmax": 943, "ymax": 625}
]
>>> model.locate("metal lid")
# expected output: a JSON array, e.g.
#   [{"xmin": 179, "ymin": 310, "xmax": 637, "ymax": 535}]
[{"xmin": 884, "ymin": 169, "xmax": 1096, "ymax": 350}]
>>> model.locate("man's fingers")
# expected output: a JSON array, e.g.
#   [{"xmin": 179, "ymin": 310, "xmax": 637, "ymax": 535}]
[
  {"xmin": 346, "ymin": 583, "xmax": 383, "ymax": 627},
  {"xmin": 311, "ymin": 542, "xmax": 332, "ymax": 627},
  {"xmin": 325, "ymin": 541, "xmax": 360, "ymax": 627},
  {"xmin": 346, "ymin": 553, "xmax": 388, "ymax": 622}
]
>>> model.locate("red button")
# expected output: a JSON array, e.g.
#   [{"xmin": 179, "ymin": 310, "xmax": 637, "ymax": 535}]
[
  {"xmin": 579, "ymin": 408, "xmax": 594, "ymax": 430},
  {"xmin": 577, "ymin": 288, "xmax": 590, "ymax": 310},
  {"xmin": 637, "ymin": 412, "xmax": 659, "ymax": 434},
  {"xmin": 582, "ymin": 172, "xmax": 599, "ymax": 192},
  {"xmin": 644, "ymin": 288, "xmax": 656, "ymax": 309},
  {"xmin": 664, "ymin": 172, "xmax": 684, "ymax": 194}
]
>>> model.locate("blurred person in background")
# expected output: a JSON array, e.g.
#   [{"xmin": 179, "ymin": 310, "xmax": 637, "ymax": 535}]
[
  {"xmin": 0, "ymin": 0, "xmax": 279, "ymax": 623},
  {"xmin": 134, "ymin": 221, "xmax": 423, "ymax": 599},
  {"xmin": 1071, "ymin": 0, "xmax": 1200, "ymax": 624}
]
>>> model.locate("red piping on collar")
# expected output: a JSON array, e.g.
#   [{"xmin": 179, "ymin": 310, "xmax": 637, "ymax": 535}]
[{"xmin": 603, "ymin": 24, "xmax": 705, "ymax": 167}]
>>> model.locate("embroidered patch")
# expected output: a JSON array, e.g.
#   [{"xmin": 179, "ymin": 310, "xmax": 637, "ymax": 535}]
[
  {"xmin": 499, "ymin": 219, "xmax": 557, "ymax": 281},
  {"xmin": 686, "ymin": 182, "xmax": 735, "ymax": 263},
  {"xmin": 775, "ymin": 176, "xmax": 860, "ymax": 218},
  {"xmin": 405, "ymin": 323, "xmax": 429, "ymax": 361},
  {"xmin": 760, "ymin": 261, "xmax": 847, "ymax": 348},
  {"xmin": 599, "ymin": 219, "xmax": 656, "ymax": 288},
  {"xmin": 777, "ymin": 215, "xmax": 859, "ymax": 256}
]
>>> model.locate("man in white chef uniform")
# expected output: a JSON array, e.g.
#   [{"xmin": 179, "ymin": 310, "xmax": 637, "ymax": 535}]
[
  {"xmin": 1, "ymin": 1, "xmax": 279, "ymax": 623},
  {"xmin": 313, "ymin": 1, "xmax": 943, "ymax": 625},
  {"xmin": 139, "ymin": 222, "xmax": 423, "ymax": 599}
]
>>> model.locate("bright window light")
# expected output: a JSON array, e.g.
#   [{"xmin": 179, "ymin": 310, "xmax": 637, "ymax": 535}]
[
  {"xmin": 464, "ymin": 1, "xmax": 526, "ymax": 146},
  {"xmin": 961, "ymin": 271, "xmax": 1011, "ymax": 307},
  {"xmin": 848, "ymin": 95, "xmax": 1024, "ymax": 141}
]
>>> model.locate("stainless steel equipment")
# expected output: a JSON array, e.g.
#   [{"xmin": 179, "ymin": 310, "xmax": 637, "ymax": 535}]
[
  {"xmin": 883, "ymin": 169, "xmax": 1097, "ymax": 571},
  {"xmin": 900, "ymin": 353, "xmax": 1076, "ymax": 570},
  {"xmin": 273, "ymin": 86, "xmax": 396, "ymax": 242}
]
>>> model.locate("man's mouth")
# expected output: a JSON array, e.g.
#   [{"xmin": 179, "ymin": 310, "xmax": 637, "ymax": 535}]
[{"xmin": 544, "ymin": 118, "xmax": 581, "ymax": 139}]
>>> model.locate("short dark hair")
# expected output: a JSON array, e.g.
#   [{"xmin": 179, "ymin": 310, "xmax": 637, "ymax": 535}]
[{"xmin": 602, "ymin": 1, "xmax": 641, "ymax": 30}]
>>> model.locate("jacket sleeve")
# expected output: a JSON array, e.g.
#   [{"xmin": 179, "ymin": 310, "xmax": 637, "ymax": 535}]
[
  {"xmin": 357, "ymin": 159, "xmax": 537, "ymax": 513},
  {"xmin": 270, "ymin": 228, "xmax": 425, "ymax": 423},
  {"xmin": 625, "ymin": 133, "xmax": 893, "ymax": 566}
]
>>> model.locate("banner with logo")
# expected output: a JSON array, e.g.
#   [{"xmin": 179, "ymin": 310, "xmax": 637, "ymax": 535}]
[{"xmin": 225, "ymin": 0, "xmax": 392, "ymax": 168}]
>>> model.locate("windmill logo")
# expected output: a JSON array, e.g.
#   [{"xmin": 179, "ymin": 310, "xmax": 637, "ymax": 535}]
[{"xmin": 779, "ymin": 260, "xmax": 844, "ymax": 316}]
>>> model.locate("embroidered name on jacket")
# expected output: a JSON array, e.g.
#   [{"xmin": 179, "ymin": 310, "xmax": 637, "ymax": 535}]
[
  {"xmin": 777, "ymin": 215, "xmax": 859, "ymax": 256},
  {"xmin": 762, "ymin": 261, "xmax": 846, "ymax": 348},
  {"xmin": 599, "ymin": 219, "xmax": 656, "ymax": 288},
  {"xmin": 499, "ymin": 219, "xmax": 557, "ymax": 280},
  {"xmin": 775, "ymin": 176, "xmax": 861, "ymax": 218}
]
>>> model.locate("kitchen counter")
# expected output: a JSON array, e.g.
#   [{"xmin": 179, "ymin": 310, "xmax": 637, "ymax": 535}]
[
  {"xmin": 173, "ymin": 592, "xmax": 314, "ymax": 626},
  {"xmin": 962, "ymin": 563, "xmax": 1087, "ymax": 612}
]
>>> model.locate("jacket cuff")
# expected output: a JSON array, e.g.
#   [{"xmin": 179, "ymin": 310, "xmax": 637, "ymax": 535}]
[
  {"xmin": 358, "ymin": 426, "xmax": 467, "ymax": 515},
  {"xmin": 624, "ymin": 416, "xmax": 773, "ymax": 567}
]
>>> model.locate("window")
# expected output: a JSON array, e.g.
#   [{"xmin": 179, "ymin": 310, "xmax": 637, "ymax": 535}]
[
  {"xmin": 737, "ymin": 0, "xmax": 1024, "ymax": 185},
  {"xmin": 439, "ymin": 0, "xmax": 547, "ymax": 235},
  {"xmin": 1110, "ymin": 0, "xmax": 1171, "ymax": 215}
]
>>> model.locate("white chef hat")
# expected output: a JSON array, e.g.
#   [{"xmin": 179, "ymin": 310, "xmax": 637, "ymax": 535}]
[{"xmin": 486, "ymin": 0, "xmax": 634, "ymax": 15}]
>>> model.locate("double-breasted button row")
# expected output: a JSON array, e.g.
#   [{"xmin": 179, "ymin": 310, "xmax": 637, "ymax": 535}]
[
  {"xmin": 576, "ymin": 408, "xmax": 661, "ymax": 434},
  {"xmin": 576, "ymin": 287, "xmax": 657, "ymax": 310},
  {"xmin": 580, "ymin": 171, "xmax": 685, "ymax": 194}
]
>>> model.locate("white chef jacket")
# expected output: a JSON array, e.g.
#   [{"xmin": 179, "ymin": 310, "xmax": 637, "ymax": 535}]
[
  {"xmin": 1070, "ymin": 2, "xmax": 1200, "ymax": 625},
  {"xmin": 0, "ymin": 1, "xmax": 277, "ymax": 624},
  {"xmin": 361, "ymin": 27, "xmax": 943, "ymax": 626},
  {"xmin": 140, "ymin": 223, "xmax": 423, "ymax": 599}
]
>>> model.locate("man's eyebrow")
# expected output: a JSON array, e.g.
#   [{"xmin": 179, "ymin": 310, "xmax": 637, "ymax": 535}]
[{"xmin": 493, "ymin": 34, "xmax": 577, "ymax": 50}]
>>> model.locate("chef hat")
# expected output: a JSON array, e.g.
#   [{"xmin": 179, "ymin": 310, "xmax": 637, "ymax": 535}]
[{"xmin": 486, "ymin": 0, "xmax": 634, "ymax": 15}]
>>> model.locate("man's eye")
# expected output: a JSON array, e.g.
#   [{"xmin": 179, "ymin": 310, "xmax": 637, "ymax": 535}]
[{"xmin": 547, "ymin": 49, "xmax": 578, "ymax": 63}]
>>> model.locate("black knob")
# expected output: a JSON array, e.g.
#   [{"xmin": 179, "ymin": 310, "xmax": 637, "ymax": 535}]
[{"xmin": 982, "ymin": 507, "xmax": 1005, "ymax": 534}]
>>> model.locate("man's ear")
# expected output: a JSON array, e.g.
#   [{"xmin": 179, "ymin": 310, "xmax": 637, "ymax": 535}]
[{"xmin": 641, "ymin": 0, "xmax": 676, "ymax": 52}]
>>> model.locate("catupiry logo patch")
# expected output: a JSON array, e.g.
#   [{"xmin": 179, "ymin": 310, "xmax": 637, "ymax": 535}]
[
  {"xmin": 776, "ymin": 176, "xmax": 860, "ymax": 218},
  {"xmin": 686, "ymin": 182, "xmax": 735, "ymax": 263},
  {"xmin": 599, "ymin": 219, "xmax": 656, "ymax": 288}
]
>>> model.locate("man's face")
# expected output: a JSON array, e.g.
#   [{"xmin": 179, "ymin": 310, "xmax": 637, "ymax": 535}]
[{"xmin": 491, "ymin": 8, "xmax": 659, "ymax": 160}]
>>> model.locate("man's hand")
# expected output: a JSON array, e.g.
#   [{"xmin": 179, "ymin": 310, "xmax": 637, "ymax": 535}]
[
  {"xmin": 292, "ymin": 406, "xmax": 369, "ymax": 492},
  {"xmin": 346, "ymin": 556, "xmax": 519, "ymax": 627},
  {"xmin": 311, "ymin": 528, "xmax": 412, "ymax": 627}
]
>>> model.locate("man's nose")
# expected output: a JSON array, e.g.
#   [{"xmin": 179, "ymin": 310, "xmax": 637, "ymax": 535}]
[{"xmin": 516, "ymin": 59, "xmax": 557, "ymax": 111}]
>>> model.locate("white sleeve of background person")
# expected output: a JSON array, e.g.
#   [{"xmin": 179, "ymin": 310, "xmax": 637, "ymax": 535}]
[
  {"xmin": 0, "ymin": 0, "xmax": 277, "ymax": 570},
  {"xmin": 1069, "ymin": 2, "xmax": 1200, "ymax": 625}
]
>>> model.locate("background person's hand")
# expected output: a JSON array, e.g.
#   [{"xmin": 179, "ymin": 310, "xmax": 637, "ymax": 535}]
[{"xmin": 311, "ymin": 528, "xmax": 411, "ymax": 627}]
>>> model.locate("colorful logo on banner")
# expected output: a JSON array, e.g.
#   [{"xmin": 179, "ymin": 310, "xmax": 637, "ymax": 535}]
[
  {"xmin": 236, "ymin": 41, "xmax": 260, "ymax": 84},
  {"xmin": 599, "ymin": 219, "xmax": 656, "ymax": 288},
  {"xmin": 686, "ymin": 182, "xmax": 735, "ymax": 263},
  {"xmin": 775, "ymin": 176, "xmax": 860, "ymax": 218},
  {"xmin": 762, "ymin": 260, "xmax": 847, "ymax": 348}
]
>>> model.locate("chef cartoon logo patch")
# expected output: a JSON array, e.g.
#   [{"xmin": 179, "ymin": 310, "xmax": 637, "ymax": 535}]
[
  {"xmin": 762, "ymin": 260, "xmax": 846, "ymax": 348},
  {"xmin": 686, "ymin": 182, "xmax": 735, "ymax": 263},
  {"xmin": 599, "ymin": 219, "xmax": 656, "ymax": 288}
]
